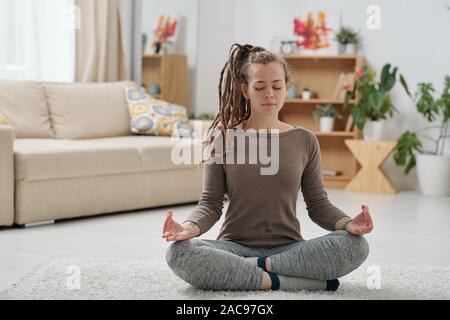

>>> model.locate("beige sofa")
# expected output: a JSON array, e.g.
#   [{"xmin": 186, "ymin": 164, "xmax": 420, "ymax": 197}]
[{"xmin": 0, "ymin": 81, "xmax": 204, "ymax": 227}]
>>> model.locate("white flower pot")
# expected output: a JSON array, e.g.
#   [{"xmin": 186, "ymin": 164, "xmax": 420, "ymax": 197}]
[
  {"xmin": 363, "ymin": 120, "xmax": 384, "ymax": 141},
  {"xmin": 416, "ymin": 154, "xmax": 450, "ymax": 197},
  {"xmin": 338, "ymin": 43, "xmax": 357, "ymax": 55},
  {"xmin": 302, "ymin": 91, "xmax": 311, "ymax": 100},
  {"xmin": 347, "ymin": 44, "xmax": 357, "ymax": 55},
  {"xmin": 320, "ymin": 117, "xmax": 335, "ymax": 132}
]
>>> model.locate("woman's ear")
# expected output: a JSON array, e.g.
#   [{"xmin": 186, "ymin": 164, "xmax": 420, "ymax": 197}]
[{"xmin": 241, "ymin": 84, "xmax": 249, "ymax": 100}]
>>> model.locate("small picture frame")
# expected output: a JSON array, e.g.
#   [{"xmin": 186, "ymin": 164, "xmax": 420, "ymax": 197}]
[{"xmin": 280, "ymin": 41, "xmax": 298, "ymax": 55}]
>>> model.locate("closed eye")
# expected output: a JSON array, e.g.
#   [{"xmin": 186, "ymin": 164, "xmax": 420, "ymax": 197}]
[{"xmin": 255, "ymin": 87, "xmax": 283, "ymax": 91}]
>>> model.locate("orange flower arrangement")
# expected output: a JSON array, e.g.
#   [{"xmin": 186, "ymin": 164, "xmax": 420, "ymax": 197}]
[
  {"xmin": 294, "ymin": 11, "xmax": 332, "ymax": 50},
  {"xmin": 151, "ymin": 15, "xmax": 178, "ymax": 54}
]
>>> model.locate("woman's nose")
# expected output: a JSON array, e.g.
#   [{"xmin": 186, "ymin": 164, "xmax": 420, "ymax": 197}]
[{"xmin": 265, "ymin": 92, "xmax": 274, "ymax": 99}]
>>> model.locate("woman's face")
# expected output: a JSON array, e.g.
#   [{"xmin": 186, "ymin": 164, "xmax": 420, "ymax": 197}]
[{"xmin": 241, "ymin": 62, "xmax": 288, "ymax": 116}]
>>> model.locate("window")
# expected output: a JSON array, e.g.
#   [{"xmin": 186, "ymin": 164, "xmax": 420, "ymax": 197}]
[{"xmin": 0, "ymin": 0, "xmax": 75, "ymax": 82}]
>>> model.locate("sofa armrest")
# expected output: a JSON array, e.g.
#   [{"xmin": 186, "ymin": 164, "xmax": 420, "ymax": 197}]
[{"xmin": 0, "ymin": 126, "xmax": 14, "ymax": 226}]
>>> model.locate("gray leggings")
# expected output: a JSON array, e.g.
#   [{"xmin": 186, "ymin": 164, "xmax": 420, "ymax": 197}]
[{"xmin": 166, "ymin": 230, "xmax": 369, "ymax": 291}]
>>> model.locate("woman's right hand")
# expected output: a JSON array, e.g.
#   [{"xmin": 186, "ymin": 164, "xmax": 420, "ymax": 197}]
[{"xmin": 162, "ymin": 211, "xmax": 200, "ymax": 242}]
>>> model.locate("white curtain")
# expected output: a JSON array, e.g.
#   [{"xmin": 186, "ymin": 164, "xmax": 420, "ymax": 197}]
[
  {"xmin": 74, "ymin": 0, "xmax": 142, "ymax": 83},
  {"xmin": 0, "ymin": 0, "xmax": 75, "ymax": 82}
]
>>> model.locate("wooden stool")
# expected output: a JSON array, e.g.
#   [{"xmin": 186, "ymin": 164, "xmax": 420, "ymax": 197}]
[{"xmin": 344, "ymin": 140, "xmax": 398, "ymax": 194}]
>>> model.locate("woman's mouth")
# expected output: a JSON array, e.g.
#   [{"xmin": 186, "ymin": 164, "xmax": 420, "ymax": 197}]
[{"xmin": 262, "ymin": 103, "xmax": 276, "ymax": 107}]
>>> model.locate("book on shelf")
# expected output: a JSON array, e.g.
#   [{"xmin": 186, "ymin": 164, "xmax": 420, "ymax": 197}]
[
  {"xmin": 345, "ymin": 115, "xmax": 354, "ymax": 132},
  {"xmin": 334, "ymin": 72, "xmax": 356, "ymax": 100}
]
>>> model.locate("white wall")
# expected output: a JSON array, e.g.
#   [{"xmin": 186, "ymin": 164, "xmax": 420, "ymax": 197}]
[
  {"xmin": 195, "ymin": 0, "xmax": 237, "ymax": 116},
  {"xmin": 194, "ymin": 0, "xmax": 450, "ymax": 190},
  {"xmin": 141, "ymin": 0, "xmax": 198, "ymax": 109}
]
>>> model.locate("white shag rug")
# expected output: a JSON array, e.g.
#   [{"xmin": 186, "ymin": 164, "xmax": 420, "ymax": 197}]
[{"xmin": 1, "ymin": 258, "xmax": 449, "ymax": 300}]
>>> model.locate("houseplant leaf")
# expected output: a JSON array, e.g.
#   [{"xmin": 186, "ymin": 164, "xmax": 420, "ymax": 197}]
[{"xmin": 394, "ymin": 131, "xmax": 423, "ymax": 174}]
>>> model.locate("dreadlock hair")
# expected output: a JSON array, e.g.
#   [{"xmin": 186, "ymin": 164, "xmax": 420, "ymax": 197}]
[{"xmin": 200, "ymin": 43, "xmax": 293, "ymax": 164}]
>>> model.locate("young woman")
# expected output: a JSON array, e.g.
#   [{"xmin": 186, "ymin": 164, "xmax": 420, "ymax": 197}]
[{"xmin": 162, "ymin": 43, "xmax": 373, "ymax": 292}]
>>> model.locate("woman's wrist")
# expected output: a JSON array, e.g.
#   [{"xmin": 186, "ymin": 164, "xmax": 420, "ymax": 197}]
[
  {"xmin": 335, "ymin": 217, "xmax": 353, "ymax": 231},
  {"xmin": 182, "ymin": 221, "xmax": 201, "ymax": 236}
]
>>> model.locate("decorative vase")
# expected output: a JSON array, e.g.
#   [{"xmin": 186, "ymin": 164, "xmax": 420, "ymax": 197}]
[
  {"xmin": 338, "ymin": 43, "xmax": 346, "ymax": 55},
  {"xmin": 162, "ymin": 41, "xmax": 175, "ymax": 54},
  {"xmin": 319, "ymin": 117, "xmax": 334, "ymax": 132},
  {"xmin": 363, "ymin": 120, "xmax": 384, "ymax": 140},
  {"xmin": 287, "ymin": 86, "xmax": 298, "ymax": 99},
  {"xmin": 148, "ymin": 83, "xmax": 161, "ymax": 95},
  {"xmin": 416, "ymin": 154, "xmax": 450, "ymax": 197},
  {"xmin": 154, "ymin": 42, "xmax": 162, "ymax": 54}
]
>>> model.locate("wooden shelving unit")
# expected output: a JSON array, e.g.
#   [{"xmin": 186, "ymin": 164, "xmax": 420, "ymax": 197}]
[
  {"xmin": 314, "ymin": 131, "xmax": 356, "ymax": 137},
  {"xmin": 141, "ymin": 54, "xmax": 190, "ymax": 110},
  {"xmin": 285, "ymin": 98, "xmax": 356, "ymax": 104},
  {"xmin": 281, "ymin": 54, "xmax": 365, "ymax": 188}
]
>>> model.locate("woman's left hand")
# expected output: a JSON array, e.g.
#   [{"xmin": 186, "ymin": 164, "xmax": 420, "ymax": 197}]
[{"xmin": 346, "ymin": 205, "xmax": 374, "ymax": 235}]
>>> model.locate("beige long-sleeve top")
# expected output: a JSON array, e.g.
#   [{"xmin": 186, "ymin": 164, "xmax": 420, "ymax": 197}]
[{"xmin": 184, "ymin": 126, "xmax": 350, "ymax": 248}]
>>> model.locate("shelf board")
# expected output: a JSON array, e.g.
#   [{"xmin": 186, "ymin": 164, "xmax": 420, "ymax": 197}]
[
  {"xmin": 283, "ymin": 55, "xmax": 358, "ymax": 60},
  {"xmin": 324, "ymin": 175, "xmax": 352, "ymax": 181},
  {"xmin": 285, "ymin": 99, "xmax": 355, "ymax": 104},
  {"xmin": 314, "ymin": 131, "xmax": 356, "ymax": 138},
  {"xmin": 142, "ymin": 54, "xmax": 163, "ymax": 59}
]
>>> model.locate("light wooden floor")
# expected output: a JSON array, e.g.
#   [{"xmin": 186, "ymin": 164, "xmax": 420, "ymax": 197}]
[{"xmin": 1, "ymin": 189, "xmax": 450, "ymax": 292}]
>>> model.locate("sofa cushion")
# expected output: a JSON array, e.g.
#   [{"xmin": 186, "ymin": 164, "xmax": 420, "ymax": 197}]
[
  {"xmin": 14, "ymin": 139, "xmax": 142, "ymax": 181},
  {"xmin": 43, "ymin": 81, "xmax": 136, "ymax": 139},
  {"xmin": 92, "ymin": 136, "xmax": 202, "ymax": 171},
  {"xmin": 0, "ymin": 81, "xmax": 54, "ymax": 138},
  {"xmin": 124, "ymin": 87, "xmax": 193, "ymax": 137}
]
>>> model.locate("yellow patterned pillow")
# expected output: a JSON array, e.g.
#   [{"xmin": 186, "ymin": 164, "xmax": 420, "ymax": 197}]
[
  {"xmin": 125, "ymin": 87, "xmax": 193, "ymax": 137},
  {"xmin": 0, "ymin": 112, "xmax": 10, "ymax": 126}
]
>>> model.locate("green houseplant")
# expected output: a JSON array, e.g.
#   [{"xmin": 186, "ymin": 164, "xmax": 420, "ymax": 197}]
[
  {"xmin": 313, "ymin": 104, "xmax": 342, "ymax": 132},
  {"xmin": 334, "ymin": 27, "xmax": 359, "ymax": 54},
  {"xmin": 393, "ymin": 75, "xmax": 450, "ymax": 196},
  {"xmin": 188, "ymin": 112, "xmax": 215, "ymax": 120},
  {"xmin": 142, "ymin": 33, "xmax": 148, "ymax": 55},
  {"xmin": 344, "ymin": 63, "xmax": 410, "ymax": 140}
]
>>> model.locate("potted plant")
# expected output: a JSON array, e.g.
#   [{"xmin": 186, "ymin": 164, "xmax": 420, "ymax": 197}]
[
  {"xmin": 313, "ymin": 104, "xmax": 342, "ymax": 132},
  {"xmin": 334, "ymin": 26, "xmax": 359, "ymax": 55},
  {"xmin": 344, "ymin": 63, "xmax": 410, "ymax": 140},
  {"xmin": 142, "ymin": 33, "xmax": 148, "ymax": 55},
  {"xmin": 302, "ymin": 88, "xmax": 312, "ymax": 100},
  {"xmin": 394, "ymin": 75, "xmax": 450, "ymax": 196}
]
